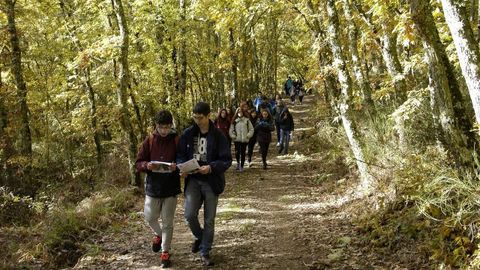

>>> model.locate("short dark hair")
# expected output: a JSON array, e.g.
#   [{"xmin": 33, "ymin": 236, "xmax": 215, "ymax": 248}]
[
  {"xmin": 155, "ymin": 110, "xmax": 173, "ymax": 125},
  {"xmin": 193, "ymin": 102, "xmax": 210, "ymax": 116}
]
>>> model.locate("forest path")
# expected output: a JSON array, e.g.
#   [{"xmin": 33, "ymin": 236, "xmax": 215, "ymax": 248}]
[{"xmin": 75, "ymin": 95, "xmax": 427, "ymax": 269}]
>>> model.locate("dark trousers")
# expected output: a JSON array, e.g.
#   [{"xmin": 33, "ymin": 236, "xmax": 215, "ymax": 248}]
[
  {"xmin": 258, "ymin": 142, "xmax": 270, "ymax": 165},
  {"xmin": 299, "ymin": 95, "xmax": 304, "ymax": 103},
  {"xmin": 247, "ymin": 137, "xmax": 256, "ymax": 162},
  {"xmin": 234, "ymin": 142, "xmax": 248, "ymax": 168}
]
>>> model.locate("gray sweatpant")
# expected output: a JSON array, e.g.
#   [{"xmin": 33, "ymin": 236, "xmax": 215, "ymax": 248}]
[{"xmin": 144, "ymin": 195, "xmax": 177, "ymax": 252}]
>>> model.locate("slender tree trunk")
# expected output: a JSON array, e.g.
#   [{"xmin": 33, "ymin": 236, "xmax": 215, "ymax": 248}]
[
  {"xmin": 441, "ymin": 0, "xmax": 480, "ymax": 124},
  {"xmin": 213, "ymin": 26, "xmax": 225, "ymax": 108},
  {"xmin": 272, "ymin": 17, "xmax": 279, "ymax": 95},
  {"xmin": 177, "ymin": 0, "xmax": 187, "ymax": 94},
  {"xmin": 5, "ymin": 0, "xmax": 32, "ymax": 156},
  {"xmin": 471, "ymin": 0, "xmax": 479, "ymax": 39},
  {"xmin": 229, "ymin": 28, "xmax": 238, "ymax": 105},
  {"xmin": 59, "ymin": 0, "xmax": 103, "ymax": 168},
  {"xmin": 409, "ymin": 0, "xmax": 473, "ymax": 164},
  {"xmin": 380, "ymin": 30, "xmax": 407, "ymax": 103},
  {"xmin": 112, "ymin": 0, "xmax": 140, "ymax": 186},
  {"xmin": 342, "ymin": 0, "xmax": 374, "ymax": 110},
  {"xmin": 325, "ymin": 0, "xmax": 374, "ymax": 192}
]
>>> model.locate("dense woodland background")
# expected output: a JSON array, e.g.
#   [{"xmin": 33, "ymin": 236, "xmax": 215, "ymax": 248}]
[{"xmin": 1, "ymin": 0, "xmax": 480, "ymax": 268}]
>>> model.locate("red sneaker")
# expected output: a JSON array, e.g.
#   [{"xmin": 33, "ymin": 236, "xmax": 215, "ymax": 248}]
[
  {"xmin": 160, "ymin": 251, "xmax": 171, "ymax": 268},
  {"xmin": 152, "ymin": 235, "xmax": 162, "ymax": 253}
]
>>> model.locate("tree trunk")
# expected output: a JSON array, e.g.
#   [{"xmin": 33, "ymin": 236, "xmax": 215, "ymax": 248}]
[
  {"xmin": 112, "ymin": 0, "xmax": 140, "ymax": 186},
  {"xmin": 59, "ymin": 0, "xmax": 103, "ymax": 168},
  {"xmin": 5, "ymin": 0, "xmax": 32, "ymax": 156},
  {"xmin": 470, "ymin": 0, "xmax": 479, "ymax": 40},
  {"xmin": 409, "ymin": 0, "xmax": 473, "ymax": 164},
  {"xmin": 177, "ymin": 0, "xmax": 187, "ymax": 94},
  {"xmin": 342, "ymin": 0, "xmax": 374, "ymax": 110},
  {"xmin": 441, "ymin": 0, "xmax": 480, "ymax": 124},
  {"xmin": 325, "ymin": 0, "xmax": 374, "ymax": 192},
  {"xmin": 211, "ymin": 24, "xmax": 225, "ymax": 108},
  {"xmin": 229, "ymin": 28, "xmax": 238, "ymax": 106},
  {"xmin": 380, "ymin": 30, "xmax": 407, "ymax": 103},
  {"xmin": 272, "ymin": 17, "xmax": 279, "ymax": 96}
]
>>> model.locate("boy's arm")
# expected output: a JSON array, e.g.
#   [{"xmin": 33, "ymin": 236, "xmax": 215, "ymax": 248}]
[{"xmin": 209, "ymin": 131, "xmax": 232, "ymax": 174}]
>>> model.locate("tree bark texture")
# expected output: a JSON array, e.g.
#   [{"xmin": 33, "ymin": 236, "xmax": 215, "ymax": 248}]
[
  {"xmin": 5, "ymin": 0, "xmax": 32, "ymax": 156},
  {"xmin": 380, "ymin": 30, "xmax": 407, "ymax": 103},
  {"xmin": 177, "ymin": 0, "xmax": 187, "ymax": 94},
  {"xmin": 409, "ymin": 0, "xmax": 473, "ymax": 164},
  {"xmin": 229, "ymin": 28, "xmax": 238, "ymax": 105},
  {"xmin": 342, "ymin": 0, "xmax": 374, "ymax": 110},
  {"xmin": 112, "ymin": 0, "xmax": 140, "ymax": 186},
  {"xmin": 325, "ymin": 0, "xmax": 373, "ymax": 192},
  {"xmin": 441, "ymin": 0, "xmax": 480, "ymax": 124}
]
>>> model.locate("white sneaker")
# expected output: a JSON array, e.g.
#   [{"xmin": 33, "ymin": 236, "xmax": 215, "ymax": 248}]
[
  {"xmin": 247, "ymin": 161, "xmax": 252, "ymax": 168},
  {"xmin": 276, "ymin": 142, "xmax": 280, "ymax": 147}
]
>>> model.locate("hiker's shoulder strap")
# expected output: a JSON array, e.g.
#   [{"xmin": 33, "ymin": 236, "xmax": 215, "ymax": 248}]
[{"xmin": 148, "ymin": 134, "xmax": 154, "ymax": 152}]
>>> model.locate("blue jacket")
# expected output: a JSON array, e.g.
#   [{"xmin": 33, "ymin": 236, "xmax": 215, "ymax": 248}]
[{"xmin": 177, "ymin": 121, "xmax": 232, "ymax": 195}]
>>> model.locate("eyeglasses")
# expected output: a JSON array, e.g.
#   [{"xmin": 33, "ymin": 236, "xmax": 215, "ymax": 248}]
[{"xmin": 192, "ymin": 114, "xmax": 206, "ymax": 121}]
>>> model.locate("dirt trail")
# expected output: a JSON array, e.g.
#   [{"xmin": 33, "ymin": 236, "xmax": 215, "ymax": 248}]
[{"xmin": 75, "ymin": 95, "xmax": 427, "ymax": 269}]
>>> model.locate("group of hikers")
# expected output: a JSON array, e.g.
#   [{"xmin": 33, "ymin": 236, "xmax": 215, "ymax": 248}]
[
  {"xmin": 214, "ymin": 91, "xmax": 295, "ymax": 172},
  {"xmin": 135, "ymin": 78, "xmax": 302, "ymax": 268},
  {"xmin": 283, "ymin": 75, "xmax": 306, "ymax": 105}
]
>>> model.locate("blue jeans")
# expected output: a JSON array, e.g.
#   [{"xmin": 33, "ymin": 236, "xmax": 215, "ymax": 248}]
[
  {"xmin": 184, "ymin": 178, "xmax": 219, "ymax": 256},
  {"xmin": 279, "ymin": 129, "xmax": 291, "ymax": 154}
]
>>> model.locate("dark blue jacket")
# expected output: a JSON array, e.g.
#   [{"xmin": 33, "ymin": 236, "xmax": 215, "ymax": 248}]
[{"xmin": 177, "ymin": 121, "xmax": 232, "ymax": 195}]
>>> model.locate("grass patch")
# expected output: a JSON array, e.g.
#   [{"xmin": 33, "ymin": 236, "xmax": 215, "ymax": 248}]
[{"xmin": 217, "ymin": 202, "xmax": 242, "ymax": 221}]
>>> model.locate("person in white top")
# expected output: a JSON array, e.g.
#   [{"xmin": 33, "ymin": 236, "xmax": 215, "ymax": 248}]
[{"xmin": 229, "ymin": 107, "xmax": 254, "ymax": 172}]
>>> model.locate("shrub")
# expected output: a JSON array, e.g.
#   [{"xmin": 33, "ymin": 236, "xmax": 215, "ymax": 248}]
[
  {"xmin": 42, "ymin": 187, "xmax": 137, "ymax": 267},
  {"xmin": 0, "ymin": 187, "xmax": 38, "ymax": 226}
]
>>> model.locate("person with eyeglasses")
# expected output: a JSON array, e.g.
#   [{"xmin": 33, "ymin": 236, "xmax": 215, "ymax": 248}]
[
  {"xmin": 177, "ymin": 102, "xmax": 232, "ymax": 267},
  {"xmin": 135, "ymin": 110, "xmax": 180, "ymax": 268}
]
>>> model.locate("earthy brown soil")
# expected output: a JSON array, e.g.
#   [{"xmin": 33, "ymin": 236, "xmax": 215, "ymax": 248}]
[{"xmin": 74, "ymin": 95, "xmax": 430, "ymax": 270}]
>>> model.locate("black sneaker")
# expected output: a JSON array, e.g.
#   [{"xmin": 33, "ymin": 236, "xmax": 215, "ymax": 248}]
[
  {"xmin": 201, "ymin": 254, "xmax": 214, "ymax": 267},
  {"xmin": 191, "ymin": 239, "xmax": 201, "ymax": 253},
  {"xmin": 160, "ymin": 251, "xmax": 171, "ymax": 268},
  {"xmin": 152, "ymin": 235, "xmax": 162, "ymax": 253}
]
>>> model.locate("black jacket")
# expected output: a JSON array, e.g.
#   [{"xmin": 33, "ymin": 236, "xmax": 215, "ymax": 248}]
[
  {"xmin": 176, "ymin": 121, "xmax": 232, "ymax": 195},
  {"xmin": 279, "ymin": 111, "xmax": 294, "ymax": 131}
]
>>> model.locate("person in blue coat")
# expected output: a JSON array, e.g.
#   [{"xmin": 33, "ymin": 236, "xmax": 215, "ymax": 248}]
[{"xmin": 177, "ymin": 102, "xmax": 232, "ymax": 267}]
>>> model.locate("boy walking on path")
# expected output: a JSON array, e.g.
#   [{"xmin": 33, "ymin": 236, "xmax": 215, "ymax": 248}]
[
  {"xmin": 135, "ymin": 110, "xmax": 181, "ymax": 268},
  {"xmin": 177, "ymin": 102, "xmax": 232, "ymax": 267}
]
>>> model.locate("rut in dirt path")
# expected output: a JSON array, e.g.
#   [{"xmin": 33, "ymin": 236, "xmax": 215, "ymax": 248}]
[{"xmin": 75, "ymin": 95, "xmax": 428, "ymax": 270}]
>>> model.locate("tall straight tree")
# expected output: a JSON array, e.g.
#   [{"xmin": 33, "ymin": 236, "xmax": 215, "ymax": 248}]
[
  {"xmin": 409, "ymin": 0, "xmax": 472, "ymax": 164},
  {"xmin": 177, "ymin": 0, "xmax": 187, "ymax": 94},
  {"xmin": 229, "ymin": 27, "xmax": 238, "ymax": 104},
  {"xmin": 5, "ymin": 0, "xmax": 32, "ymax": 156},
  {"xmin": 59, "ymin": 0, "xmax": 103, "ymax": 168},
  {"xmin": 440, "ymin": 0, "xmax": 480, "ymax": 124},
  {"xmin": 112, "ymin": 0, "xmax": 140, "ymax": 186},
  {"xmin": 342, "ymin": 0, "xmax": 374, "ymax": 110},
  {"xmin": 324, "ymin": 0, "xmax": 373, "ymax": 192}
]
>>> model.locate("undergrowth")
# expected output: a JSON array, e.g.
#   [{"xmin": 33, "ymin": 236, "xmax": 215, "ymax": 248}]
[{"xmin": 1, "ymin": 187, "xmax": 137, "ymax": 269}]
